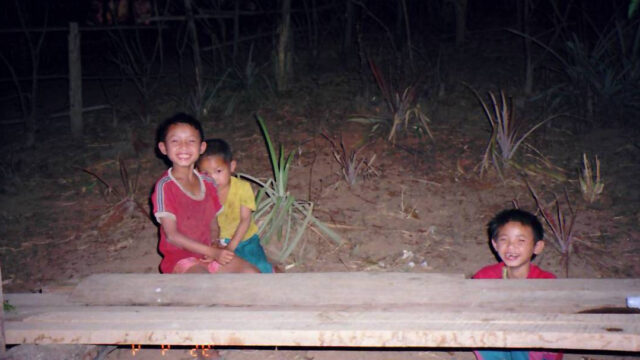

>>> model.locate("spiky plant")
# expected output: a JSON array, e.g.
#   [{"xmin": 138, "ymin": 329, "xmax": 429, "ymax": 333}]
[
  {"xmin": 322, "ymin": 133, "xmax": 378, "ymax": 186},
  {"xmin": 350, "ymin": 60, "xmax": 433, "ymax": 144},
  {"xmin": 467, "ymin": 87, "xmax": 556, "ymax": 176},
  {"xmin": 528, "ymin": 183, "xmax": 577, "ymax": 278},
  {"xmin": 239, "ymin": 116, "xmax": 341, "ymax": 262}
]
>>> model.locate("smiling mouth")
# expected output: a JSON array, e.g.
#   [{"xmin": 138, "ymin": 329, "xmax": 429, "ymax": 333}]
[{"xmin": 504, "ymin": 253, "xmax": 519, "ymax": 261}]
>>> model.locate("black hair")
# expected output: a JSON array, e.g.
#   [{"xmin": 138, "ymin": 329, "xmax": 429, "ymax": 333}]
[
  {"xmin": 200, "ymin": 138, "xmax": 233, "ymax": 164},
  {"xmin": 487, "ymin": 209, "xmax": 544, "ymax": 242},
  {"xmin": 157, "ymin": 113, "xmax": 205, "ymax": 143}
]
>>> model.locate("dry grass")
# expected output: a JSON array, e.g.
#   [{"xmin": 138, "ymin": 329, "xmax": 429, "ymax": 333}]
[{"xmin": 578, "ymin": 153, "xmax": 604, "ymax": 203}]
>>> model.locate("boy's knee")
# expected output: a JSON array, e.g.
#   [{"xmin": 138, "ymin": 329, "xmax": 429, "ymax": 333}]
[{"xmin": 245, "ymin": 264, "xmax": 260, "ymax": 273}]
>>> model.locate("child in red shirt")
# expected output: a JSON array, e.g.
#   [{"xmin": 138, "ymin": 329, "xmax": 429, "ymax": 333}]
[
  {"xmin": 473, "ymin": 209, "xmax": 562, "ymax": 360},
  {"xmin": 151, "ymin": 113, "xmax": 258, "ymax": 274}
]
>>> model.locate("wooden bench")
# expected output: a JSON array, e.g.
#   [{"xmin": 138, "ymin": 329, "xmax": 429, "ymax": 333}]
[{"xmin": 2, "ymin": 273, "xmax": 640, "ymax": 351}]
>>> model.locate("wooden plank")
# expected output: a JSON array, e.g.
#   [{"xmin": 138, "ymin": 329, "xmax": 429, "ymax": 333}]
[
  {"xmin": 70, "ymin": 273, "xmax": 640, "ymax": 313},
  {"xmin": 4, "ymin": 307, "xmax": 640, "ymax": 350},
  {"xmin": 4, "ymin": 294, "xmax": 77, "ymax": 307}
]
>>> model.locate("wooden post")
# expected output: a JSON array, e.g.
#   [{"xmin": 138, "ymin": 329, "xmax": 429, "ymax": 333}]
[{"xmin": 68, "ymin": 22, "xmax": 83, "ymax": 139}]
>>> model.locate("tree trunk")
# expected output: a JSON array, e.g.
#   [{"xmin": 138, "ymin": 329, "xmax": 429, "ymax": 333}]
[
  {"xmin": 68, "ymin": 22, "xmax": 83, "ymax": 140},
  {"xmin": 522, "ymin": 0, "xmax": 534, "ymax": 95},
  {"xmin": 232, "ymin": 0, "xmax": 240, "ymax": 60},
  {"xmin": 453, "ymin": 0, "xmax": 467, "ymax": 47},
  {"xmin": 343, "ymin": 0, "xmax": 355, "ymax": 64},
  {"xmin": 400, "ymin": 0, "xmax": 414, "ymax": 70},
  {"xmin": 184, "ymin": 0, "xmax": 203, "ymax": 98},
  {"xmin": 275, "ymin": 0, "xmax": 293, "ymax": 92}
]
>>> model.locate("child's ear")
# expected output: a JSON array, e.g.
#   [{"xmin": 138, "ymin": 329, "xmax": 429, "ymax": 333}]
[
  {"xmin": 200, "ymin": 141, "xmax": 207, "ymax": 154},
  {"xmin": 158, "ymin": 142, "xmax": 167, "ymax": 155},
  {"xmin": 491, "ymin": 239, "xmax": 497, "ymax": 252},
  {"xmin": 230, "ymin": 160, "xmax": 237, "ymax": 173},
  {"xmin": 533, "ymin": 240, "xmax": 545, "ymax": 255}
]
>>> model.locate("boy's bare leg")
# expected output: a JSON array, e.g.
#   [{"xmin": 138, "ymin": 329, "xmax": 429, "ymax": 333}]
[
  {"xmin": 183, "ymin": 264, "xmax": 209, "ymax": 273},
  {"xmin": 218, "ymin": 257, "xmax": 259, "ymax": 273}
]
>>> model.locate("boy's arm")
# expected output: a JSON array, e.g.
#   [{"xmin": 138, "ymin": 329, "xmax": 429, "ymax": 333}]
[
  {"xmin": 160, "ymin": 217, "xmax": 233, "ymax": 264},
  {"xmin": 226, "ymin": 205, "xmax": 252, "ymax": 251},
  {"xmin": 210, "ymin": 216, "xmax": 220, "ymax": 245}
]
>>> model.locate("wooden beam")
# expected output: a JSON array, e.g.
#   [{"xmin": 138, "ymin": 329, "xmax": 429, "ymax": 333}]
[
  {"xmin": 70, "ymin": 273, "xmax": 639, "ymax": 313},
  {"xmin": 4, "ymin": 306, "xmax": 640, "ymax": 350},
  {"xmin": 4, "ymin": 273, "xmax": 640, "ymax": 351}
]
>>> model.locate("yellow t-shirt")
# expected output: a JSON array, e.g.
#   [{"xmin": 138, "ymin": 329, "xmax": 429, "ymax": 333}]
[{"xmin": 218, "ymin": 176, "xmax": 259, "ymax": 241}]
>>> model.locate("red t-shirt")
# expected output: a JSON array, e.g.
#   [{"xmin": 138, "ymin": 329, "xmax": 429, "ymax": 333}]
[
  {"xmin": 472, "ymin": 262, "xmax": 556, "ymax": 279},
  {"xmin": 472, "ymin": 262, "xmax": 562, "ymax": 360},
  {"xmin": 152, "ymin": 169, "xmax": 222, "ymax": 273}
]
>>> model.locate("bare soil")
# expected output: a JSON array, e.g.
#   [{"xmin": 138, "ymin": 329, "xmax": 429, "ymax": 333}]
[{"xmin": 1, "ymin": 48, "xmax": 639, "ymax": 360}]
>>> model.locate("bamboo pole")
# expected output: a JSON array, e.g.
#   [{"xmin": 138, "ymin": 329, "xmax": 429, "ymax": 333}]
[{"xmin": 68, "ymin": 22, "xmax": 83, "ymax": 139}]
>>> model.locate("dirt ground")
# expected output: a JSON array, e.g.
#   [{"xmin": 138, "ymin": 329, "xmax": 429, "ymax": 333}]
[{"xmin": 1, "ymin": 40, "xmax": 639, "ymax": 360}]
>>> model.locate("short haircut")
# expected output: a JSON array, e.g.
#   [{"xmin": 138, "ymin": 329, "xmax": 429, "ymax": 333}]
[
  {"xmin": 201, "ymin": 138, "xmax": 233, "ymax": 164},
  {"xmin": 487, "ymin": 209, "xmax": 544, "ymax": 242},
  {"xmin": 157, "ymin": 113, "xmax": 204, "ymax": 142}
]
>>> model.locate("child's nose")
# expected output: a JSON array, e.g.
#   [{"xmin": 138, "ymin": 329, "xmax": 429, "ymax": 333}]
[{"xmin": 177, "ymin": 140, "xmax": 189, "ymax": 148}]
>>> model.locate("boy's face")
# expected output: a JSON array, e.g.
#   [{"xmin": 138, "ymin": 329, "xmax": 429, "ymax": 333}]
[
  {"xmin": 491, "ymin": 221, "xmax": 544, "ymax": 276},
  {"xmin": 198, "ymin": 155, "xmax": 236, "ymax": 189},
  {"xmin": 158, "ymin": 123, "xmax": 206, "ymax": 169}
]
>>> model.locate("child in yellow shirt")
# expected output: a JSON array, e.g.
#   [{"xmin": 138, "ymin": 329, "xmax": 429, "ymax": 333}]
[{"xmin": 197, "ymin": 139, "xmax": 274, "ymax": 273}]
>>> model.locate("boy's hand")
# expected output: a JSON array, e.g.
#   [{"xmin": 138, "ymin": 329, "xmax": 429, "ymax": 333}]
[{"xmin": 206, "ymin": 247, "xmax": 235, "ymax": 265}]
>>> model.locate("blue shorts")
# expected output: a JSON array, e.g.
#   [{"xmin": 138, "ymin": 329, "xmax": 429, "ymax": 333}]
[
  {"xmin": 222, "ymin": 234, "xmax": 273, "ymax": 273},
  {"xmin": 475, "ymin": 350, "xmax": 562, "ymax": 360}
]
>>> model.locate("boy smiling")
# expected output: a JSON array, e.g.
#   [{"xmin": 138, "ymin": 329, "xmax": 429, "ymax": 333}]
[
  {"xmin": 151, "ymin": 113, "xmax": 258, "ymax": 274},
  {"xmin": 472, "ymin": 209, "xmax": 561, "ymax": 360},
  {"xmin": 473, "ymin": 208, "xmax": 554, "ymax": 279}
]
